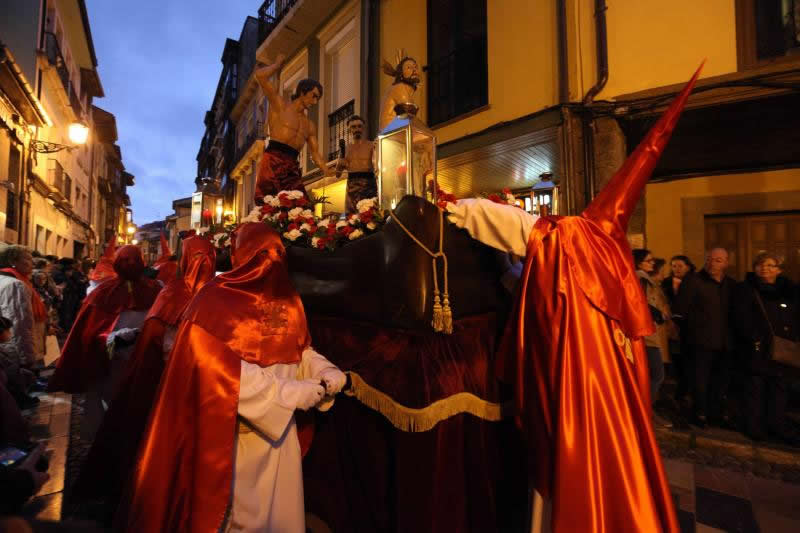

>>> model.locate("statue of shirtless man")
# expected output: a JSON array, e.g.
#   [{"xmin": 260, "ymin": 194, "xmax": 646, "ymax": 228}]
[
  {"xmin": 253, "ymin": 54, "xmax": 333, "ymax": 203},
  {"xmin": 379, "ymin": 56, "xmax": 421, "ymax": 131},
  {"xmin": 336, "ymin": 115, "xmax": 377, "ymax": 212}
]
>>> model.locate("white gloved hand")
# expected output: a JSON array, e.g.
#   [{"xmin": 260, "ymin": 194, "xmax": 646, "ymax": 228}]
[
  {"xmin": 117, "ymin": 328, "xmax": 140, "ymax": 342},
  {"xmin": 318, "ymin": 367, "xmax": 347, "ymax": 395},
  {"xmin": 283, "ymin": 379, "xmax": 326, "ymax": 411}
]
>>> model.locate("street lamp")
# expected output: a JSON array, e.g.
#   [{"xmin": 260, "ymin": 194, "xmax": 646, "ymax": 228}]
[
  {"xmin": 131, "ymin": 239, "xmax": 139, "ymax": 245},
  {"xmin": 31, "ymin": 120, "xmax": 89, "ymax": 153},
  {"xmin": 191, "ymin": 177, "xmax": 222, "ymax": 229}
]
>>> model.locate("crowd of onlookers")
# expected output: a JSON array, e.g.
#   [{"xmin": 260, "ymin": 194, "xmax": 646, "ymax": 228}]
[
  {"xmin": 0, "ymin": 244, "xmax": 93, "ymax": 515},
  {"xmin": 634, "ymin": 247, "xmax": 800, "ymax": 447}
]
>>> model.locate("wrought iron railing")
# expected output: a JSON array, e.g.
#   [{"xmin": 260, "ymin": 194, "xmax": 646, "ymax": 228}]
[
  {"xmin": 258, "ymin": 0, "xmax": 298, "ymax": 44},
  {"xmin": 234, "ymin": 121, "xmax": 265, "ymax": 164},
  {"xmin": 327, "ymin": 100, "xmax": 355, "ymax": 162},
  {"xmin": 44, "ymin": 32, "xmax": 70, "ymax": 95},
  {"xmin": 426, "ymin": 36, "xmax": 488, "ymax": 126}
]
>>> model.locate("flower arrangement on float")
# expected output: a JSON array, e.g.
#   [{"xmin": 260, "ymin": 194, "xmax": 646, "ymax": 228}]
[
  {"xmin": 239, "ymin": 190, "xmax": 387, "ymax": 251},
  {"xmin": 210, "ymin": 184, "xmax": 519, "ymax": 253}
]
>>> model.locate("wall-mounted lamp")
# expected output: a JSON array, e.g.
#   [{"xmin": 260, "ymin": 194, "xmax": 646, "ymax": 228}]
[{"xmin": 31, "ymin": 120, "xmax": 89, "ymax": 153}]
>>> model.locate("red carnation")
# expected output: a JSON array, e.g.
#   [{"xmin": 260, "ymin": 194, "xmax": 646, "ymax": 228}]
[
  {"xmin": 359, "ymin": 211, "xmax": 373, "ymax": 223},
  {"xmin": 287, "ymin": 222, "xmax": 298, "ymax": 231},
  {"xmin": 296, "ymin": 196, "xmax": 309, "ymax": 207},
  {"xmin": 278, "ymin": 212, "xmax": 288, "ymax": 221},
  {"xmin": 502, "ymin": 187, "xmax": 511, "ymax": 195},
  {"xmin": 339, "ymin": 225, "xmax": 354, "ymax": 236},
  {"xmin": 488, "ymin": 193, "xmax": 502, "ymax": 204},
  {"xmin": 326, "ymin": 224, "xmax": 337, "ymax": 236},
  {"xmin": 278, "ymin": 194, "xmax": 292, "ymax": 207}
]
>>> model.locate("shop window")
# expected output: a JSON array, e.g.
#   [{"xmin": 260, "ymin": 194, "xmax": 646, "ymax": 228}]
[{"xmin": 6, "ymin": 145, "xmax": 20, "ymax": 230}]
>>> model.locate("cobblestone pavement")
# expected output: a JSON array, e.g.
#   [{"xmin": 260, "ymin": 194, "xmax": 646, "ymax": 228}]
[{"xmin": 18, "ymin": 387, "xmax": 800, "ymax": 532}]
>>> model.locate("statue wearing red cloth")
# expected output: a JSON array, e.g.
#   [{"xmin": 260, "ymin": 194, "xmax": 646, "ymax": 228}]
[
  {"xmin": 446, "ymin": 67, "xmax": 703, "ymax": 533},
  {"xmin": 119, "ymin": 223, "xmax": 346, "ymax": 533},
  {"xmin": 74, "ymin": 235, "xmax": 216, "ymax": 508}
]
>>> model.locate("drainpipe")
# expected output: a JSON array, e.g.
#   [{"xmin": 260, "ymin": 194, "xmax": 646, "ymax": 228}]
[
  {"xmin": 556, "ymin": 0, "xmax": 569, "ymax": 103},
  {"xmin": 581, "ymin": 0, "xmax": 609, "ymax": 204},
  {"xmin": 582, "ymin": 0, "xmax": 609, "ymax": 105}
]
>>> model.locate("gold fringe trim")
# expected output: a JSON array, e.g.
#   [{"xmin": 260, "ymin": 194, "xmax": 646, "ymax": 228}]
[{"xmin": 344, "ymin": 372, "xmax": 507, "ymax": 432}]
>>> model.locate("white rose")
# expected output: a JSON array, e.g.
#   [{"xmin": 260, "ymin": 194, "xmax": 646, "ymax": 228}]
[
  {"xmin": 262, "ymin": 195, "xmax": 275, "ymax": 206},
  {"xmin": 289, "ymin": 190, "xmax": 305, "ymax": 200},
  {"xmin": 335, "ymin": 220, "xmax": 348, "ymax": 229},
  {"xmin": 317, "ymin": 218, "xmax": 331, "ymax": 228},
  {"xmin": 269, "ymin": 196, "xmax": 281, "ymax": 207},
  {"xmin": 300, "ymin": 223, "xmax": 313, "ymax": 233},
  {"xmin": 283, "ymin": 229, "xmax": 303, "ymax": 241},
  {"xmin": 311, "ymin": 237, "xmax": 319, "ymax": 248},
  {"xmin": 301, "ymin": 209, "xmax": 314, "ymax": 219},
  {"xmin": 348, "ymin": 214, "xmax": 359, "ymax": 225},
  {"xmin": 348, "ymin": 229, "xmax": 364, "ymax": 240},
  {"xmin": 241, "ymin": 207, "xmax": 262, "ymax": 223},
  {"xmin": 356, "ymin": 198, "xmax": 376, "ymax": 213},
  {"xmin": 288, "ymin": 207, "xmax": 304, "ymax": 219},
  {"xmin": 367, "ymin": 222, "xmax": 377, "ymax": 230}
]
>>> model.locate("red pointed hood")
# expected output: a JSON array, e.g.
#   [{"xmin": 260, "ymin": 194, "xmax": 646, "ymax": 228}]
[
  {"xmin": 581, "ymin": 63, "xmax": 703, "ymax": 239},
  {"xmin": 89, "ymin": 236, "xmax": 119, "ymax": 282},
  {"xmin": 154, "ymin": 233, "xmax": 172, "ymax": 267}
]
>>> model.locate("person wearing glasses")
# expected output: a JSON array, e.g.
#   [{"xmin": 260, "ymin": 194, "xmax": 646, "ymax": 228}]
[
  {"xmin": 634, "ymin": 249, "xmax": 670, "ymax": 415},
  {"xmin": 673, "ymin": 248, "xmax": 736, "ymax": 428},
  {"xmin": 731, "ymin": 252, "xmax": 800, "ymax": 446}
]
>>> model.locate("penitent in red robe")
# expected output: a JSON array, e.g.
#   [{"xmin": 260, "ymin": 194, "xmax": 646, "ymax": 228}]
[
  {"xmin": 74, "ymin": 236, "xmax": 216, "ymax": 504},
  {"xmin": 48, "ymin": 246, "xmax": 162, "ymax": 394},
  {"xmin": 117, "ymin": 223, "xmax": 312, "ymax": 533},
  {"xmin": 450, "ymin": 66, "xmax": 703, "ymax": 533}
]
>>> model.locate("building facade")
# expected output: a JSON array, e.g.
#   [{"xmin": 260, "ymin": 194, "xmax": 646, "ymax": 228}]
[
  {"xmin": 195, "ymin": 1, "xmax": 799, "ymax": 280},
  {"xmin": 0, "ymin": 0, "xmax": 136, "ymax": 258}
]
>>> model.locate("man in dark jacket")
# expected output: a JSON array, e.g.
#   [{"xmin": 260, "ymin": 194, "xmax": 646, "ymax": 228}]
[
  {"xmin": 731, "ymin": 253, "xmax": 799, "ymax": 445},
  {"xmin": 673, "ymin": 247, "xmax": 736, "ymax": 427}
]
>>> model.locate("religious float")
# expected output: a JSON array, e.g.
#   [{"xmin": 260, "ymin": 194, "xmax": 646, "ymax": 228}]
[{"xmin": 221, "ymin": 54, "xmax": 701, "ymax": 533}]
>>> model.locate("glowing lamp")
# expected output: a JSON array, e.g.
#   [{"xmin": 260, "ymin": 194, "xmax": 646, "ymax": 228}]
[
  {"xmin": 376, "ymin": 103, "xmax": 437, "ymax": 210},
  {"xmin": 68, "ymin": 121, "xmax": 89, "ymax": 145}
]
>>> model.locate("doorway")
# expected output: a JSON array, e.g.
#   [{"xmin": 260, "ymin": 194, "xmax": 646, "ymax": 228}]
[{"xmin": 705, "ymin": 211, "xmax": 800, "ymax": 281}]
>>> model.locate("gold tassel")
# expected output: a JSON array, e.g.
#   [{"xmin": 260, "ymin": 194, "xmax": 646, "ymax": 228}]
[
  {"xmin": 431, "ymin": 291, "xmax": 443, "ymax": 332},
  {"xmin": 442, "ymin": 294, "xmax": 453, "ymax": 334}
]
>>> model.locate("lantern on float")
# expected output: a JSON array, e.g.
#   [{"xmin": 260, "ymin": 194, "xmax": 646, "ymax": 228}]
[{"xmin": 376, "ymin": 103, "xmax": 437, "ymax": 210}]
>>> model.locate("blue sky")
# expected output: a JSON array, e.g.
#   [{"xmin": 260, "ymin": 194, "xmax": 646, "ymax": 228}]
[{"xmin": 85, "ymin": 1, "xmax": 255, "ymax": 225}]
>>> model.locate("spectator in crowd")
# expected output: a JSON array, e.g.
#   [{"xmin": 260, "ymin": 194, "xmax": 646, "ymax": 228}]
[
  {"xmin": 662, "ymin": 255, "xmax": 696, "ymax": 415},
  {"xmin": 633, "ymin": 249, "xmax": 669, "ymax": 411},
  {"xmin": 0, "ymin": 246, "xmax": 38, "ymax": 405},
  {"xmin": 673, "ymin": 248, "xmax": 736, "ymax": 428},
  {"xmin": 0, "ymin": 316, "xmax": 30, "ymax": 444},
  {"xmin": 55, "ymin": 258, "xmax": 88, "ymax": 332},
  {"xmin": 731, "ymin": 252, "xmax": 800, "ymax": 446},
  {"xmin": 662, "ymin": 255, "xmax": 695, "ymax": 308}
]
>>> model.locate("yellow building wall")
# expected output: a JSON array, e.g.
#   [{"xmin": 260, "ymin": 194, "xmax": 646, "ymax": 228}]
[
  {"xmin": 572, "ymin": 0, "xmax": 738, "ymax": 100},
  {"xmin": 378, "ymin": 0, "xmax": 558, "ymax": 144},
  {"xmin": 645, "ymin": 169, "xmax": 800, "ymax": 265}
]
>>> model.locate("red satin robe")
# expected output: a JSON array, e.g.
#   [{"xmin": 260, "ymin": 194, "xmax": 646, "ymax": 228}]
[
  {"xmin": 498, "ymin": 215, "xmax": 678, "ymax": 533},
  {"xmin": 75, "ymin": 237, "xmax": 216, "ymax": 503}
]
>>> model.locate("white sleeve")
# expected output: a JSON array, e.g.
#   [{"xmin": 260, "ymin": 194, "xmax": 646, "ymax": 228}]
[
  {"xmin": 297, "ymin": 346, "xmax": 338, "ymax": 380},
  {"xmin": 238, "ymin": 360, "xmax": 296, "ymax": 441},
  {"xmin": 297, "ymin": 347, "xmax": 339, "ymax": 412},
  {"xmin": 446, "ymin": 198, "xmax": 537, "ymax": 257}
]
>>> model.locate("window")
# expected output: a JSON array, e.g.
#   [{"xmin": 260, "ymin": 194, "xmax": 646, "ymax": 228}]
[
  {"xmin": 327, "ymin": 100, "xmax": 354, "ymax": 161},
  {"xmin": 64, "ymin": 174, "xmax": 72, "ymax": 201},
  {"xmin": 6, "ymin": 145, "xmax": 20, "ymax": 230},
  {"xmin": 737, "ymin": 0, "xmax": 800, "ymax": 69},
  {"xmin": 427, "ymin": 0, "xmax": 488, "ymax": 126}
]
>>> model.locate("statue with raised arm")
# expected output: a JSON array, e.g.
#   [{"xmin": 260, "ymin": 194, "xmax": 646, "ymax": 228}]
[
  {"xmin": 336, "ymin": 115, "xmax": 377, "ymax": 212},
  {"xmin": 379, "ymin": 51, "xmax": 421, "ymax": 131},
  {"xmin": 253, "ymin": 54, "xmax": 334, "ymax": 203}
]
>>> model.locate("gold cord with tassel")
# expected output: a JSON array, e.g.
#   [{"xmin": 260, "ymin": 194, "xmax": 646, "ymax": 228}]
[{"xmin": 390, "ymin": 206, "xmax": 453, "ymax": 334}]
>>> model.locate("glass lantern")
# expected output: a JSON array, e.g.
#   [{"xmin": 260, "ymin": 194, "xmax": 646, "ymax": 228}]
[
  {"xmin": 531, "ymin": 177, "xmax": 560, "ymax": 216},
  {"xmin": 376, "ymin": 103, "xmax": 437, "ymax": 210},
  {"xmin": 191, "ymin": 178, "xmax": 223, "ymax": 229}
]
